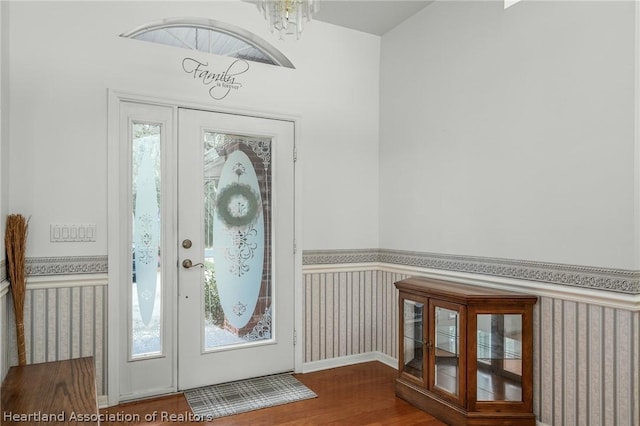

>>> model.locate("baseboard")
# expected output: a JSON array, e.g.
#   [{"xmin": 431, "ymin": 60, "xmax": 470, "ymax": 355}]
[
  {"xmin": 98, "ymin": 395, "xmax": 109, "ymax": 409},
  {"xmin": 301, "ymin": 352, "xmax": 397, "ymax": 374},
  {"xmin": 372, "ymin": 351, "xmax": 397, "ymax": 369}
]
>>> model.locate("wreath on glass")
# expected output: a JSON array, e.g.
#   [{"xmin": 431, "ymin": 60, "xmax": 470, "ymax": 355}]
[{"xmin": 215, "ymin": 182, "xmax": 261, "ymax": 228}]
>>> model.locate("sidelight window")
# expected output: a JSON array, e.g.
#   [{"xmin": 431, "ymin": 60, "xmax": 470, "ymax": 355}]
[{"xmin": 130, "ymin": 122, "xmax": 163, "ymax": 359}]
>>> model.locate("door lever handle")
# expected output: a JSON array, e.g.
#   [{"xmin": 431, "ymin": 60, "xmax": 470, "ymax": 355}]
[{"xmin": 182, "ymin": 259, "xmax": 204, "ymax": 269}]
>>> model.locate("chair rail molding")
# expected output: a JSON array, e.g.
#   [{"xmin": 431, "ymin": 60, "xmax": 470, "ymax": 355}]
[{"xmin": 303, "ymin": 249, "xmax": 640, "ymax": 311}]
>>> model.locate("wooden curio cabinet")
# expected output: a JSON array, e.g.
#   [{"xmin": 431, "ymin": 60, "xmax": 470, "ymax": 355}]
[{"xmin": 395, "ymin": 277, "xmax": 537, "ymax": 426}]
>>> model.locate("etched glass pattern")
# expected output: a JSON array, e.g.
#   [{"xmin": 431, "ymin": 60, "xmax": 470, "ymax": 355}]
[
  {"xmin": 203, "ymin": 132, "xmax": 272, "ymax": 350},
  {"xmin": 131, "ymin": 123, "xmax": 162, "ymax": 359}
]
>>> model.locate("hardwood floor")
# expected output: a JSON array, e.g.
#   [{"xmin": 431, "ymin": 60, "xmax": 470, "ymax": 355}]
[{"xmin": 100, "ymin": 362, "xmax": 446, "ymax": 425}]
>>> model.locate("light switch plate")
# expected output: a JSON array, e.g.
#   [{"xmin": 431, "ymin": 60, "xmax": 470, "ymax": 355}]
[{"xmin": 50, "ymin": 224, "xmax": 96, "ymax": 242}]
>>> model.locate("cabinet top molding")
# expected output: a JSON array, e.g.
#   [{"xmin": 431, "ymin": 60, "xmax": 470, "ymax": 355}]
[{"xmin": 395, "ymin": 276, "xmax": 538, "ymax": 306}]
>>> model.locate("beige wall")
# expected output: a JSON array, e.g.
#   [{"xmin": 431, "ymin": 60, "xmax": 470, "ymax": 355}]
[
  {"xmin": 0, "ymin": 0, "xmax": 10, "ymax": 379},
  {"xmin": 376, "ymin": 5, "xmax": 640, "ymax": 422},
  {"xmin": 7, "ymin": 0, "xmax": 381, "ymax": 258},
  {"xmin": 380, "ymin": 0, "xmax": 637, "ymax": 270}
]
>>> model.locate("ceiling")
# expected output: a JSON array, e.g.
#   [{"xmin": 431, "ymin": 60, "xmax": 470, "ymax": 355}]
[{"xmin": 312, "ymin": 1, "xmax": 433, "ymax": 35}]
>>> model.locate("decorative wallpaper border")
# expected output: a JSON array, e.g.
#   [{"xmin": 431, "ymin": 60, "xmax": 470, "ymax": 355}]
[
  {"xmin": 303, "ymin": 249, "xmax": 640, "ymax": 294},
  {"xmin": 26, "ymin": 256, "xmax": 108, "ymax": 276},
  {"xmin": 303, "ymin": 249, "xmax": 380, "ymax": 265},
  {"xmin": 24, "ymin": 250, "xmax": 640, "ymax": 293}
]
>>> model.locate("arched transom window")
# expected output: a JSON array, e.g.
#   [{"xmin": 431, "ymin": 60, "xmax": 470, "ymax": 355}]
[{"xmin": 121, "ymin": 18, "xmax": 295, "ymax": 69}]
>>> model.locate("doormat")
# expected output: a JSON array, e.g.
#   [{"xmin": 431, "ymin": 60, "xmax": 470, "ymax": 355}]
[{"xmin": 184, "ymin": 373, "xmax": 317, "ymax": 420}]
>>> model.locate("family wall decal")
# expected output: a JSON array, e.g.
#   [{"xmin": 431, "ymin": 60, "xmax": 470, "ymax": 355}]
[{"xmin": 182, "ymin": 57, "xmax": 250, "ymax": 100}]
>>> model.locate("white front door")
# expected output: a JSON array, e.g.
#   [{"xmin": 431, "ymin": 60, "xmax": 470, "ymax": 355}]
[{"xmin": 177, "ymin": 109, "xmax": 295, "ymax": 390}]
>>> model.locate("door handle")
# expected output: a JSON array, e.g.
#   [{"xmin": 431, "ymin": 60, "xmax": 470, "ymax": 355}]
[{"xmin": 182, "ymin": 259, "xmax": 204, "ymax": 269}]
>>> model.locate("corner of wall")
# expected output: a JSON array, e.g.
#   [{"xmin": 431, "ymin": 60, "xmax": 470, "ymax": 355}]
[
  {"xmin": 0, "ymin": 0, "xmax": 10, "ymax": 383},
  {"xmin": 0, "ymin": 0, "xmax": 9, "ymax": 213},
  {"xmin": 635, "ymin": 0, "xmax": 640, "ymax": 270}
]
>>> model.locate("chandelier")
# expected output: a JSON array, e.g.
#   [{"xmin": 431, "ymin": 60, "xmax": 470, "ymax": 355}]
[{"xmin": 257, "ymin": 0, "xmax": 319, "ymax": 39}]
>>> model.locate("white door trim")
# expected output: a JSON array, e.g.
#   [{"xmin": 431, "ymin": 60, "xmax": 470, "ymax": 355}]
[{"xmin": 107, "ymin": 90, "xmax": 303, "ymax": 407}]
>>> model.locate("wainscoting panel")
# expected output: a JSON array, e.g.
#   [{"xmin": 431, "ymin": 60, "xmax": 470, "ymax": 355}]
[
  {"xmin": 534, "ymin": 299, "xmax": 640, "ymax": 426},
  {"xmin": 6, "ymin": 275, "xmax": 107, "ymax": 396},
  {"xmin": 303, "ymin": 270, "xmax": 407, "ymax": 364},
  {"xmin": 4, "ymin": 252, "xmax": 638, "ymax": 423},
  {"xmin": 303, "ymin": 254, "xmax": 639, "ymax": 426}
]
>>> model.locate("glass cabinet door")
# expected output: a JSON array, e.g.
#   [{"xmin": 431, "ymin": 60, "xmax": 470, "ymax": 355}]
[
  {"xmin": 430, "ymin": 301, "xmax": 463, "ymax": 401},
  {"xmin": 401, "ymin": 297, "xmax": 425, "ymax": 382},
  {"xmin": 476, "ymin": 314, "xmax": 523, "ymax": 402}
]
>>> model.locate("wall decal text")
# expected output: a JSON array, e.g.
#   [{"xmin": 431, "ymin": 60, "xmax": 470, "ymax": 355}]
[{"xmin": 182, "ymin": 57, "xmax": 249, "ymax": 100}]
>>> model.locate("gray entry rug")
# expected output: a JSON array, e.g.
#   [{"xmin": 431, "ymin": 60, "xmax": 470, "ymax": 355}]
[{"xmin": 184, "ymin": 373, "xmax": 318, "ymax": 420}]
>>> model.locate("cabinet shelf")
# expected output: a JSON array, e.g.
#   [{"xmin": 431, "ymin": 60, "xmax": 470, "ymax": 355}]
[{"xmin": 395, "ymin": 277, "xmax": 537, "ymax": 426}]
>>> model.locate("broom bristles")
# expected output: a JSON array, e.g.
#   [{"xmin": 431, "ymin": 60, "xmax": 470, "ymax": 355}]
[{"xmin": 5, "ymin": 214, "xmax": 28, "ymax": 365}]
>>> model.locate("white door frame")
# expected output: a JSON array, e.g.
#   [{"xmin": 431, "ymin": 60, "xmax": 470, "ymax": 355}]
[{"xmin": 107, "ymin": 90, "xmax": 303, "ymax": 407}]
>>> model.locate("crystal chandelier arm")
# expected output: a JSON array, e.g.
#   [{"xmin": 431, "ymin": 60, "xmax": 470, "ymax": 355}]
[{"xmin": 256, "ymin": 0, "xmax": 319, "ymax": 39}]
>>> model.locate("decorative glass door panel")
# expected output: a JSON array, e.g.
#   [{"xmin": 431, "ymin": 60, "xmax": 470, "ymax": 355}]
[
  {"xmin": 131, "ymin": 122, "xmax": 163, "ymax": 359},
  {"xmin": 402, "ymin": 299, "xmax": 425, "ymax": 381},
  {"xmin": 203, "ymin": 132, "xmax": 272, "ymax": 350},
  {"xmin": 433, "ymin": 305, "xmax": 460, "ymax": 397},
  {"xmin": 178, "ymin": 109, "xmax": 294, "ymax": 390},
  {"xmin": 477, "ymin": 314, "xmax": 523, "ymax": 402},
  {"xmin": 116, "ymin": 102, "xmax": 175, "ymax": 403}
]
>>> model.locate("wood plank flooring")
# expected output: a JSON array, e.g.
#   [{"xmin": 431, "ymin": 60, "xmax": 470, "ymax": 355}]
[
  {"xmin": 2, "ymin": 357, "xmax": 99, "ymax": 425},
  {"xmin": 100, "ymin": 361, "xmax": 446, "ymax": 425}
]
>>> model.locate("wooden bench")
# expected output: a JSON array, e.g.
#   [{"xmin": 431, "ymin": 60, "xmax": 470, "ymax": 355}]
[{"xmin": 1, "ymin": 357, "xmax": 99, "ymax": 425}]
